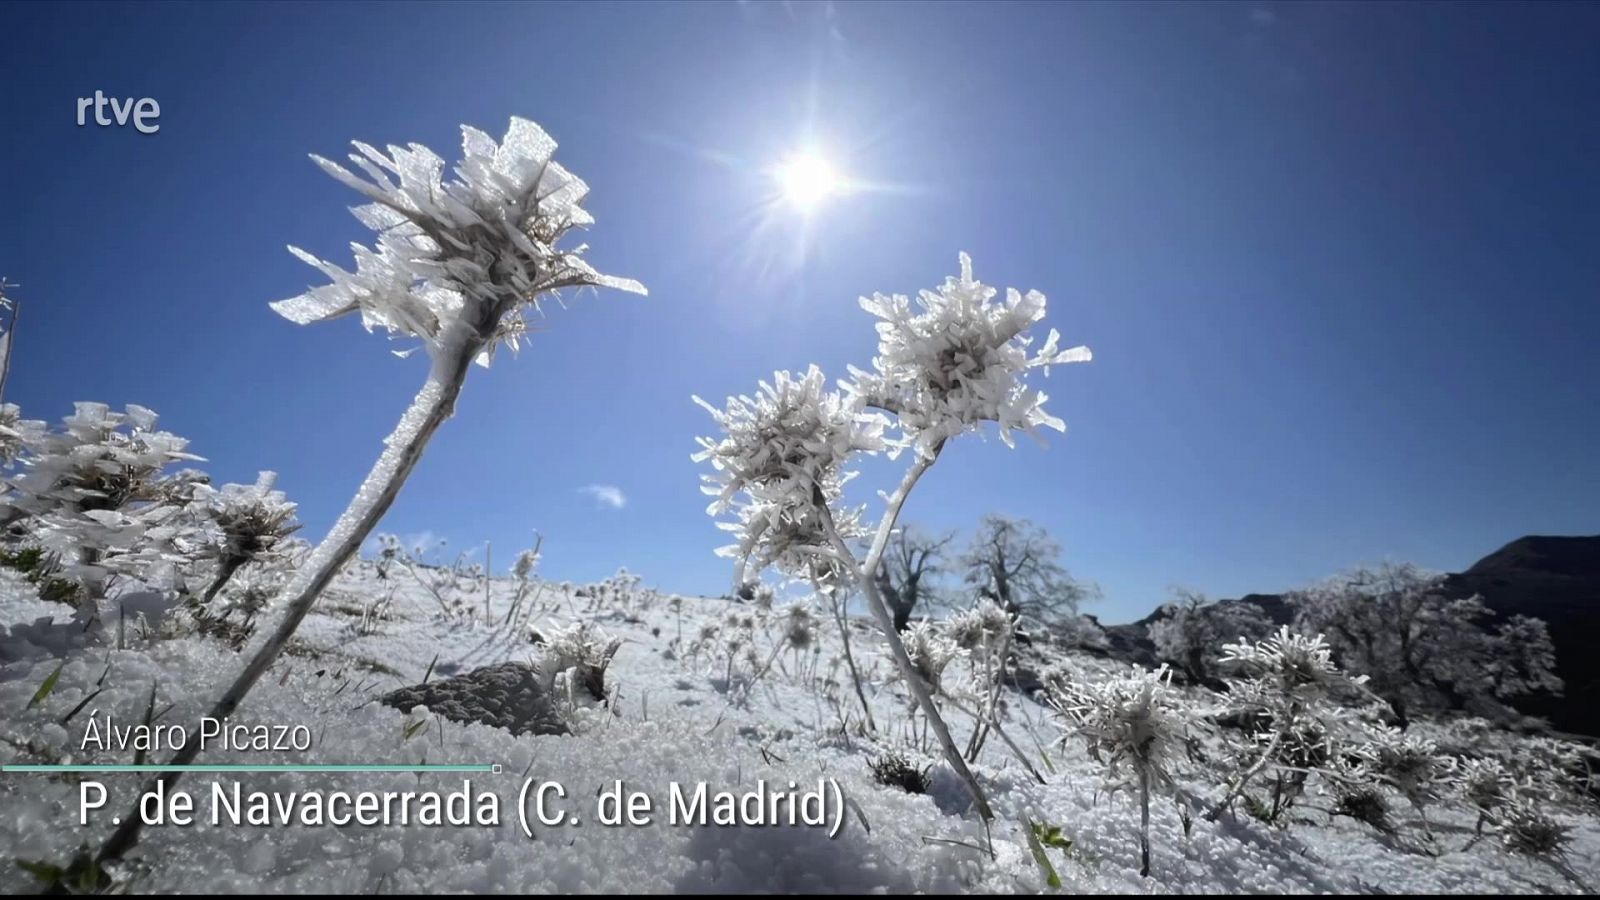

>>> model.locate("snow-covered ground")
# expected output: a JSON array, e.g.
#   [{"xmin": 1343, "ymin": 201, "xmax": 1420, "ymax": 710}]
[{"xmin": 2, "ymin": 561, "xmax": 1596, "ymax": 894}]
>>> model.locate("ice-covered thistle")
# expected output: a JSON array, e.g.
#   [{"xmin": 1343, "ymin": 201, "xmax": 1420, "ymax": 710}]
[
  {"xmin": 1212, "ymin": 627, "xmax": 1370, "ymax": 822},
  {"xmin": 2, "ymin": 402, "xmax": 207, "ymax": 606},
  {"xmin": 693, "ymin": 365, "xmax": 881, "ymax": 585},
  {"xmin": 1361, "ymin": 725, "xmax": 1454, "ymax": 827},
  {"xmin": 273, "ymin": 117, "xmax": 643, "ymax": 366},
  {"xmin": 190, "ymin": 471, "xmax": 301, "ymax": 606},
  {"xmin": 1219, "ymin": 626, "xmax": 1355, "ymax": 695},
  {"xmin": 897, "ymin": 620, "xmax": 963, "ymax": 696},
  {"xmin": 846, "ymin": 252, "xmax": 1091, "ymax": 459},
  {"xmin": 95, "ymin": 117, "xmax": 642, "ymax": 870},
  {"xmin": 1049, "ymin": 664, "xmax": 1193, "ymax": 877},
  {"xmin": 945, "ymin": 597, "xmax": 1017, "ymax": 654}
]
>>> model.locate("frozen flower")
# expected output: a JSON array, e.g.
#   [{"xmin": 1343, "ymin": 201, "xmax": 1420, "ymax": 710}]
[
  {"xmin": 693, "ymin": 365, "xmax": 886, "ymax": 515},
  {"xmin": 1220, "ymin": 626, "xmax": 1356, "ymax": 693},
  {"xmin": 272, "ymin": 118, "xmax": 644, "ymax": 367},
  {"xmin": 845, "ymin": 253, "xmax": 1091, "ymax": 458},
  {"xmin": 897, "ymin": 620, "xmax": 963, "ymax": 695},
  {"xmin": 192, "ymin": 471, "xmax": 301, "ymax": 567},
  {"xmin": 944, "ymin": 598, "xmax": 1016, "ymax": 653}
]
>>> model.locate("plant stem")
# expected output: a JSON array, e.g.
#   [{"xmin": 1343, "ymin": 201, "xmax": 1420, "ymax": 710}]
[
  {"xmin": 817, "ymin": 576, "xmax": 875, "ymax": 733},
  {"xmin": 199, "ymin": 555, "xmax": 247, "ymax": 607},
  {"xmin": 819, "ymin": 446, "xmax": 996, "ymax": 824},
  {"xmin": 1139, "ymin": 767, "xmax": 1152, "ymax": 877},
  {"xmin": 95, "ymin": 344, "xmax": 478, "ymax": 868}
]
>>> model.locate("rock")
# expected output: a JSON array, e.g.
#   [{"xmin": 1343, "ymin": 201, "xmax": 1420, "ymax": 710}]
[{"xmin": 381, "ymin": 661, "xmax": 569, "ymax": 737}]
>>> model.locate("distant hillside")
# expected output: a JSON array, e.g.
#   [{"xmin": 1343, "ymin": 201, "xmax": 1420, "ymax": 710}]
[{"xmin": 1095, "ymin": 535, "xmax": 1600, "ymax": 737}]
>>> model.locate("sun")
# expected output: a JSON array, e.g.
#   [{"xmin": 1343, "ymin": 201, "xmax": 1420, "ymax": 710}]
[{"xmin": 774, "ymin": 152, "xmax": 841, "ymax": 211}]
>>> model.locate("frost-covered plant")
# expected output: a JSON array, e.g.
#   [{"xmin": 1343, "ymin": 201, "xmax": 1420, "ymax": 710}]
[
  {"xmin": 946, "ymin": 597, "xmax": 1016, "ymax": 654},
  {"xmin": 1455, "ymin": 756, "xmax": 1515, "ymax": 833},
  {"xmin": 897, "ymin": 620, "xmax": 963, "ymax": 696},
  {"xmin": 1049, "ymin": 664, "xmax": 1193, "ymax": 877},
  {"xmin": 692, "ymin": 255, "xmax": 1090, "ymax": 822},
  {"xmin": 1360, "ymin": 724, "xmax": 1454, "ymax": 834},
  {"xmin": 1492, "ymin": 796, "xmax": 1572, "ymax": 858},
  {"xmin": 944, "ymin": 599, "xmax": 1022, "ymax": 762},
  {"xmin": 1213, "ymin": 627, "xmax": 1369, "ymax": 821},
  {"xmin": 190, "ymin": 471, "xmax": 300, "ymax": 606},
  {"xmin": 540, "ymin": 621, "xmax": 623, "ymax": 704},
  {"xmin": 1330, "ymin": 782, "xmax": 1393, "ymax": 834},
  {"xmin": 844, "ymin": 254, "xmax": 1092, "ymax": 457},
  {"xmin": 1, "ymin": 402, "xmax": 208, "ymax": 609},
  {"xmin": 95, "ymin": 117, "xmax": 642, "ymax": 870},
  {"xmin": 782, "ymin": 602, "xmax": 817, "ymax": 650},
  {"xmin": 0, "ymin": 402, "xmax": 45, "ymax": 465},
  {"xmin": 499, "ymin": 533, "xmax": 545, "ymax": 631}
]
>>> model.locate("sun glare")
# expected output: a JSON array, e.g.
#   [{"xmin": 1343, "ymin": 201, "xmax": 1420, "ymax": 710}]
[{"xmin": 774, "ymin": 152, "xmax": 840, "ymax": 211}]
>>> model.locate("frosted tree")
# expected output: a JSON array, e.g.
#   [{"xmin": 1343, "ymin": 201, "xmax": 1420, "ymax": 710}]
[
  {"xmin": 874, "ymin": 524, "xmax": 955, "ymax": 631},
  {"xmin": 960, "ymin": 514, "xmax": 1094, "ymax": 628},
  {"xmin": 694, "ymin": 253, "xmax": 1091, "ymax": 822},
  {"xmin": 1292, "ymin": 562, "xmax": 1562, "ymax": 726},
  {"xmin": 94, "ymin": 116, "xmax": 643, "ymax": 871}
]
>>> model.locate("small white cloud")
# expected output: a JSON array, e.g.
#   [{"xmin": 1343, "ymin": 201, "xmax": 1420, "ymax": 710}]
[
  {"xmin": 579, "ymin": 484, "xmax": 627, "ymax": 510},
  {"xmin": 1249, "ymin": 7, "xmax": 1277, "ymax": 26}
]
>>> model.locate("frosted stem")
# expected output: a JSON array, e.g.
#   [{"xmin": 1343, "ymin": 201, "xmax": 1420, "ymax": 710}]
[
  {"xmin": 95, "ymin": 344, "xmax": 478, "ymax": 868},
  {"xmin": 820, "ymin": 446, "xmax": 996, "ymax": 824}
]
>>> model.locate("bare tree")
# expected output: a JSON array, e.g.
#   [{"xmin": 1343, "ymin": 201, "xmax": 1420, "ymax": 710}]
[
  {"xmin": 874, "ymin": 524, "xmax": 956, "ymax": 632},
  {"xmin": 960, "ymin": 514, "xmax": 1092, "ymax": 627}
]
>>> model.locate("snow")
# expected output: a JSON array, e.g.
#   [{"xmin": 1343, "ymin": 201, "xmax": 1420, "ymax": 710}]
[{"xmin": 2, "ymin": 561, "xmax": 1597, "ymax": 894}]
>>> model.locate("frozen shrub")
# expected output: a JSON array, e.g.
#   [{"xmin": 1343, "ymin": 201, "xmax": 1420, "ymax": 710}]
[
  {"xmin": 1049, "ymin": 664, "xmax": 1193, "ymax": 877},
  {"xmin": 869, "ymin": 750, "xmax": 930, "ymax": 794},
  {"xmin": 1330, "ymin": 783, "xmax": 1393, "ymax": 833},
  {"xmin": 1292, "ymin": 562, "xmax": 1561, "ymax": 725},
  {"xmin": 1361, "ymin": 725, "xmax": 1454, "ymax": 833},
  {"xmin": 1455, "ymin": 756, "xmax": 1515, "ymax": 832},
  {"xmin": 1213, "ymin": 627, "xmax": 1370, "ymax": 823}
]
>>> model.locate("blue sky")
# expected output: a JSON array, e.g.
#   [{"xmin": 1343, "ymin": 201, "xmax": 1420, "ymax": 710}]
[{"xmin": 3, "ymin": 1, "xmax": 1597, "ymax": 623}]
